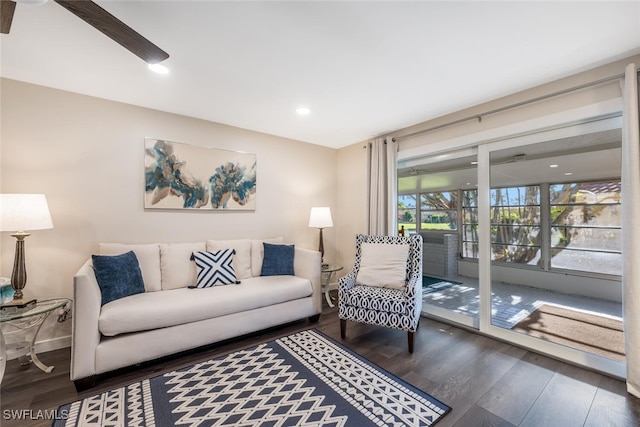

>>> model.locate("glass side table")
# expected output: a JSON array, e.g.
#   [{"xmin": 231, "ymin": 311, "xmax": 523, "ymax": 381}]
[
  {"xmin": 321, "ymin": 265, "xmax": 343, "ymax": 308},
  {"xmin": 0, "ymin": 298, "xmax": 69, "ymax": 384}
]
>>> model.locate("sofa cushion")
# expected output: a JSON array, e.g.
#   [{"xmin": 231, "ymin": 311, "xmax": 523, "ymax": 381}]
[
  {"xmin": 99, "ymin": 243, "xmax": 161, "ymax": 292},
  {"xmin": 98, "ymin": 275, "xmax": 313, "ymax": 336},
  {"xmin": 159, "ymin": 242, "xmax": 205, "ymax": 290},
  {"xmin": 206, "ymin": 239, "xmax": 252, "ymax": 279},
  {"xmin": 92, "ymin": 251, "xmax": 145, "ymax": 306},
  {"xmin": 251, "ymin": 237, "xmax": 284, "ymax": 277},
  {"xmin": 192, "ymin": 249, "xmax": 238, "ymax": 287},
  {"xmin": 261, "ymin": 243, "xmax": 295, "ymax": 276}
]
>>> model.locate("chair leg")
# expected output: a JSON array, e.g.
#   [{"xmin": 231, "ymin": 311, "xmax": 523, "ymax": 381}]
[
  {"xmin": 340, "ymin": 318, "xmax": 346, "ymax": 339},
  {"xmin": 408, "ymin": 331, "xmax": 415, "ymax": 353}
]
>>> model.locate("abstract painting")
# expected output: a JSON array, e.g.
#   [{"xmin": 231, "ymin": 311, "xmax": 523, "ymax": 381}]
[{"xmin": 144, "ymin": 138, "xmax": 257, "ymax": 210}]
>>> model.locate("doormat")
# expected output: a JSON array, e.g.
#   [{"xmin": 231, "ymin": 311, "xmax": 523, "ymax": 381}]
[
  {"xmin": 54, "ymin": 329, "xmax": 451, "ymax": 426},
  {"xmin": 422, "ymin": 275, "xmax": 462, "ymax": 294},
  {"xmin": 512, "ymin": 304, "xmax": 624, "ymax": 362}
]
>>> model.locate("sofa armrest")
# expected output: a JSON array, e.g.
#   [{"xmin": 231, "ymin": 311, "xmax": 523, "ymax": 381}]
[
  {"xmin": 293, "ymin": 247, "xmax": 322, "ymax": 315},
  {"xmin": 70, "ymin": 260, "xmax": 102, "ymax": 381}
]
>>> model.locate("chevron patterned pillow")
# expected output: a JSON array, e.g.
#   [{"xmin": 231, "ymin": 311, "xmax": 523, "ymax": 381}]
[{"xmin": 190, "ymin": 249, "xmax": 239, "ymax": 287}]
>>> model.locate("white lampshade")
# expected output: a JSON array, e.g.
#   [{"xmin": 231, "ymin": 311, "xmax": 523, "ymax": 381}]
[
  {"xmin": 308, "ymin": 207, "xmax": 333, "ymax": 229},
  {"xmin": 0, "ymin": 194, "xmax": 54, "ymax": 232}
]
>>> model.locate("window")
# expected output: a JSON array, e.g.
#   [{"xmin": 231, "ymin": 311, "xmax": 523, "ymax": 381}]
[
  {"xmin": 397, "ymin": 194, "xmax": 417, "ymax": 235},
  {"xmin": 420, "ymin": 192, "xmax": 458, "ymax": 231},
  {"xmin": 549, "ymin": 180, "xmax": 621, "ymax": 275},
  {"xmin": 462, "ymin": 190, "xmax": 478, "ymax": 258},
  {"xmin": 401, "ymin": 178, "xmax": 622, "ymax": 277},
  {"xmin": 491, "ymin": 186, "xmax": 541, "ymax": 265},
  {"xmin": 463, "ymin": 186, "xmax": 543, "ymax": 265}
]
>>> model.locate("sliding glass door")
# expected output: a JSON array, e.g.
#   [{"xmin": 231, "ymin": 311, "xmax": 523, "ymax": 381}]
[
  {"xmin": 400, "ymin": 114, "xmax": 626, "ymax": 377},
  {"xmin": 482, "ymin": 120, "xmax": 625, "ymax": 377},
  {"xmin": 398, "ymin": 149, "xmax": 479, "ymax": 328}
]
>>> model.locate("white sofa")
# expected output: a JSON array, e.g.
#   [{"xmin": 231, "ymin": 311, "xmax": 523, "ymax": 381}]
[{"xmin": 71, "ymin": 238, "xmax": 321, "ymax": 388}]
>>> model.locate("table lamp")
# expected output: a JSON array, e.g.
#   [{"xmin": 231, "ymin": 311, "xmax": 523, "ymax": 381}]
[
  {"xmin": 308, "ymin": 207, "xmax": 333, "ymax": 267},
  {"xmin": 0, "ymin": 194, "xmax": 53, "ymax": 307}
]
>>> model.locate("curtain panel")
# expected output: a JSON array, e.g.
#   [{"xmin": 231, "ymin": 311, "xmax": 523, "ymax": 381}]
[
  {"xmin": 622, "ymin": 62, "xmax": 640, "ymax": 397},
  {"xmin": 366, "ymin": 138, "xmax": 398, "ymax": 235}
]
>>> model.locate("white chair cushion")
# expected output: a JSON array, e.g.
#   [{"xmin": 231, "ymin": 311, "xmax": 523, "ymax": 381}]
[
  {"xmin": 206, "ymin": 239, "xmax": 252, "ymax": 279},
  {"xmin": 356, "ymin": 242, "xmax": 409, "ymax": 289},
  {"xmin": 98, "ymin": 275, "xmax": 312, "ymax": 336},
  {"xmin": 251, "ymin": 237, "xmax": 284, "ymax": 276},
  {"xmin": 99, "ymin": 243, "xmax": 161, "ymax": 292},
  {"xmin": 159, "ymin": 242, "xmax": 205, "ymax": 290}
]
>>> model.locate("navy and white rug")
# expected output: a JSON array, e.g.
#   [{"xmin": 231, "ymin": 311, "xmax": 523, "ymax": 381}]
[{"xmin": 55, "ymin": 329, "xmax": 451, "ymax": 426}]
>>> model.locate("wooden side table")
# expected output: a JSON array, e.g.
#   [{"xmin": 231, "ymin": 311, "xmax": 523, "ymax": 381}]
[
  {"xmin": 0, "ymin": 298, "xmax": 69, "ymax": 384},
  {"xmin": 321, "ymin": 265, "xmax": 343, "ymax": 308}
]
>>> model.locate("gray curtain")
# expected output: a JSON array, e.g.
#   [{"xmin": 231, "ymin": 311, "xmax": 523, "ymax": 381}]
[
  {"xmin": 366, "ymin": 138, "xmax": 398, "ymax": 235},
  {"xmin": 622, "ymin": 62, "xmax": 640, "ymax": 397}
]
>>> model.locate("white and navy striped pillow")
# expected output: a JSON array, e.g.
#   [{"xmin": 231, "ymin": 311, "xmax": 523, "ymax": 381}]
[{"xmin": 190, "ymin": 249, "xmax": 239, "ymax": 287}]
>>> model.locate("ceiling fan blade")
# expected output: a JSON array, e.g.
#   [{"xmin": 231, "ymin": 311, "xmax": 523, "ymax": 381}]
[
  {"xmin": 0, "ymin": 0, "xmax": 16, "ymax": 34},
  {"xmin": 54, "ymin": 0, "xmax": 169, "ymax": 63}
]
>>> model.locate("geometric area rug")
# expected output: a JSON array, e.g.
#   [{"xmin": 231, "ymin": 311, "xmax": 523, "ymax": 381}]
[{"xmin": 54, "ymin": 329, "xmax": 451, "ymax": 426}]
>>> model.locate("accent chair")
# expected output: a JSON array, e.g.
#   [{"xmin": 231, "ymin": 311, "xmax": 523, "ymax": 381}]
[{"xmin": 338, "ymin": 233, "xmax": 423, "ymax": 352}]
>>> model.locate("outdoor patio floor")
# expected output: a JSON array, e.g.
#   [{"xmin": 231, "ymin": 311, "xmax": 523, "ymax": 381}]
[{"xmin": 422, "ymin": 275, "xmax": 623, "ymax": 330}]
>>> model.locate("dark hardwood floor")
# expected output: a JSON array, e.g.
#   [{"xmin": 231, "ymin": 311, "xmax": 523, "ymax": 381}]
[{"xmin": 2, "ymin": 301, "xmax": 640, "ymax": 427}]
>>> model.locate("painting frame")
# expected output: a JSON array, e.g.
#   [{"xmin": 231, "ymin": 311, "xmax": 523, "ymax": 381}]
[{"xmin": 144, "ymin": 138, "xmax": 257, "ymax": 211}]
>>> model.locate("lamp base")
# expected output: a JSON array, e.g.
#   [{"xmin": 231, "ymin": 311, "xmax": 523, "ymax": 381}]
[{"xmin": 1, "ymin": 298, "xmax": 37, "ymax": 309}]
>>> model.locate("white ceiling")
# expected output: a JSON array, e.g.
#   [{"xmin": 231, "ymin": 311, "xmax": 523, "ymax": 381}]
[{"xmin": 1, "ymin": 1, "xmax": 640, "ymax": 149}]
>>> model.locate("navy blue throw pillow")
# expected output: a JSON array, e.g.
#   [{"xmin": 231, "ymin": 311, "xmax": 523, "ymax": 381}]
[
  {"xmin": 92, "ymin": 251, "xmax": 145, "ymax": 306},
  {"xmin": 261, "ymin": 243, "xmax": 295, "ymax": 276}
]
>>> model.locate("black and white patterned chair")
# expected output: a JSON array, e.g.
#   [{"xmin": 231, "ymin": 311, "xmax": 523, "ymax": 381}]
[{"xmin": 338, "ymin": 234, "xmax": 423, "ymax": 353}]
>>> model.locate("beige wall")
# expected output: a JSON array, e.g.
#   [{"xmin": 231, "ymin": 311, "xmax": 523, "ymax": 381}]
[{"xmin": 0, "ymin": 78, "xmax": 337, "ymax": 346}]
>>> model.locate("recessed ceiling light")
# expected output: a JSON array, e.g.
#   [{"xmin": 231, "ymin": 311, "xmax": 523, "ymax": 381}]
[
  {"xmin": 470, "ymin": 161, "xmax": 478, "ymax": 165},
  {"xmin": 148, "ymin": 63, "xmax": 169, "ymax": 74},
  {"xmin": 565, "ymin": 172, "xmax": 573, "ymax": 176},
  {"xmin": 296, "ymin": 107, "xmax": 311, "ymax": 115},
  {"xmin": 549, "ymin": 164, "xmax": 558, "ymax": 168}
]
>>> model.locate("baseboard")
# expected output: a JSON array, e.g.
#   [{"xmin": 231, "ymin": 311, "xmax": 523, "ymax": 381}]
[{"xmin": 6, "ymin": 335, "xmax": 71, "ymax": 361}]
